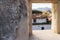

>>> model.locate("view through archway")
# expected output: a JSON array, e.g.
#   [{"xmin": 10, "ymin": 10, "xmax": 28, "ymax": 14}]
[{"xmin": 32, "ymin": 3, "xmax": 52, "ymax": 30}]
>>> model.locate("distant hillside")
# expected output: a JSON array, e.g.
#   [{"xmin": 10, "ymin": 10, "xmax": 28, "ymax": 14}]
[{"xmin": 32, "ymin": 7, "xmax": 52, "ymax": 12}]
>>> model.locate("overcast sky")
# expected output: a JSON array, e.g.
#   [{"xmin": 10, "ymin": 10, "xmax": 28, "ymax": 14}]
[{"xmin": 32, "ymin": 3, "xmax": 52, "ymax": 9}]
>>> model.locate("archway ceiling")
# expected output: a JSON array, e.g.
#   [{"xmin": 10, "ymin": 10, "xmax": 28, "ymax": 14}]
[{"xmin": 29, "ymin": 0, "xmax": 58, "ymax": 3}]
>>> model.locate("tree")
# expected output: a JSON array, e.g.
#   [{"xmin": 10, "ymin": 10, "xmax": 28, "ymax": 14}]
[{"xmin": 32, "ymin": 10, "xmax": 42, "ymax": 14}]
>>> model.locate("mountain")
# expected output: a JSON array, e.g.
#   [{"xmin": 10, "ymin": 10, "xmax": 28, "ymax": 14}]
[{"xmin": 32, "ymin": 7, "xmax": 52, "ymax": 12}]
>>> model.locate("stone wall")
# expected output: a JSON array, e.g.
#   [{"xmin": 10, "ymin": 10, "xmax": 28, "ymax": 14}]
[{"xmin": 0, "ymin": 0, "xmax": 27, "ymax": 40}]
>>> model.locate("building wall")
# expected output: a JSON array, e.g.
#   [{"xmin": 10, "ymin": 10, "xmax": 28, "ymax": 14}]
[
  {"xmin": 52, "ymin": 1, "xmax": 60, "ymax": 34},
  {"xmin": 52, "ymin": 3, "xmax": 58, "ymax": 33},
  {"xmin": 0, "ymin": 0, "xmax": 28, "ymax": 40},
  {"xmin": 28, "ymin": 0, "xmax": 32, "ymax": 35},
  {"xmin": 57, "ymin": 1, "xmax": 60, "ymax": 33}
]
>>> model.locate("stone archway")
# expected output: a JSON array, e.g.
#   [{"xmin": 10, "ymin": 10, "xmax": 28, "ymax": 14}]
[{"xmin": 27, "ymin": 0, "xmax": 60, "ymax": 35}]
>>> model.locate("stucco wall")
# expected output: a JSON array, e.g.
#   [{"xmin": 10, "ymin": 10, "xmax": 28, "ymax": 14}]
[
  {"xmin": 52, "ymin": 3, "xmax": 58, "ymax": 33},
  {"xmin": 57, "ymin": 1, "xmax": 60, "ymax": 33}
]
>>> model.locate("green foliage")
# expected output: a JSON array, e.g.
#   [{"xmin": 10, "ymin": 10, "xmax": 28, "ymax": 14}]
[{"xmin": 32, "ymin": 10, "xmax": 42, "ymax": 14}]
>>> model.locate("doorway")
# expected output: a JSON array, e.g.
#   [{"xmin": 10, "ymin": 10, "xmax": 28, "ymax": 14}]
[{"xmin": 28, "ymin": 0, "xmax": 58, "ymax": 35}]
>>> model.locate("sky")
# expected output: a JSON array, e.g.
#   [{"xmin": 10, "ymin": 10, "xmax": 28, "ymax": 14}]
[{"xmin": 32, "ymin": 3, "xmax": 52, "ymax": 10}]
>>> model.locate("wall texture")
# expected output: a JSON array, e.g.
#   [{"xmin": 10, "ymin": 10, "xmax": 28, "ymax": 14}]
[
  {"xmin": 57, "ymin": 1, "xmax": 60, "ymax": 33},
  {"xmin": 0, "ymin": 0, "xmax": 27, "ymax": 40}
]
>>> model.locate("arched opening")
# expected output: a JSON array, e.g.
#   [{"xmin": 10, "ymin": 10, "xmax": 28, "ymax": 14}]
[{"xmin": 28, "ymin": 0, "xmax": 58, "ymax": 36}]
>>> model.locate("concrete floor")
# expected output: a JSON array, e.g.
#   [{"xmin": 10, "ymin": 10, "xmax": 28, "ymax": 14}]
[{"xmin": 30, "ymin": 30, "xmax": 60, "ymax": 40}]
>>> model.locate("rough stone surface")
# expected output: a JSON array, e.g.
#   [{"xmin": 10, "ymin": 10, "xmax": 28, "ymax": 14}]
[{"xmin": 0, "ymin": 0, "xmax": 27, "ymax": 40}]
